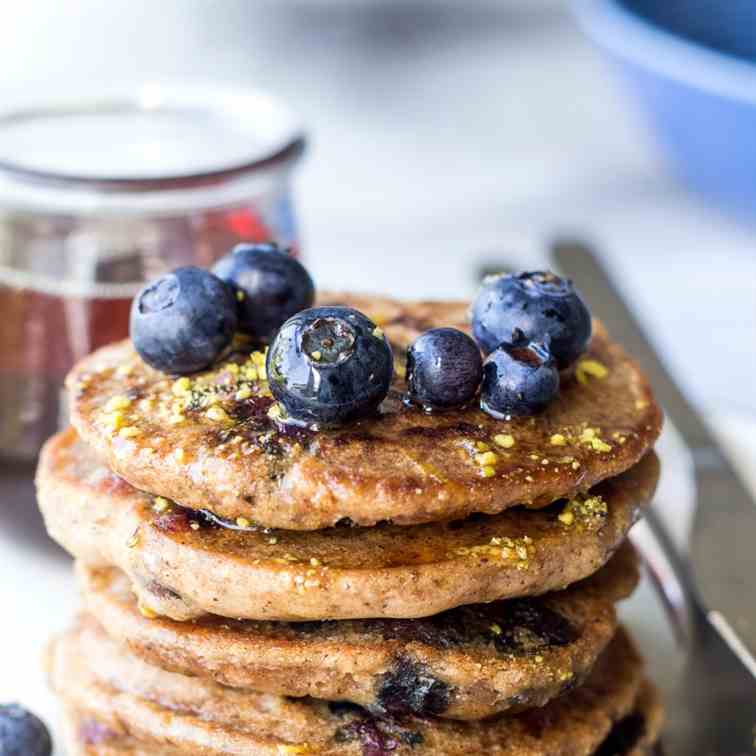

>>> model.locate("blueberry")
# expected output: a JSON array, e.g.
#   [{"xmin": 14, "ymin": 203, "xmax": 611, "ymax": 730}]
[
  {"xmin": 406, "ymin": 328, "xmax": 482, "ymax": 410},
  {"xmin": 480, "ymin": 341, "xmax": 559, "ymax": 418},
  {"xmin": 212, "ymin": 243, "xmax": 315, "ymax": 343},
  {"xmin": 375, "ymin": 657, "xmax": 450, "ymax": 717},
  {"xmin": 471, "ymin": 270, "xmax": 591, "ymax": 369},
  {"xmin": 266, "ymin": 306, "xmax": 393, "ymax": 426},
  {"xmin": 130, "ymin": 266, "xmax": 237, "ymax": 375},
  {"xmin": 488, "ymin": 599, "xmax": 578, "ymax": 655},
  {"xmin": 0, "ymin": 704, "xmax": 52, "ymax": 756}
]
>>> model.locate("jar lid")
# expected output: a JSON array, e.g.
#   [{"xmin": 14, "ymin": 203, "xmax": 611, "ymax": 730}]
[{"xmin": 0, "ymin": 83, "xmax": 305, "ymax": 213}]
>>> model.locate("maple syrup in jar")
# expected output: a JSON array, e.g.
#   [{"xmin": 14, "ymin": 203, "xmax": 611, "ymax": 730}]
[{"xmin": 0, "ymin": 86, "xmax": 305, "ymax": 459}]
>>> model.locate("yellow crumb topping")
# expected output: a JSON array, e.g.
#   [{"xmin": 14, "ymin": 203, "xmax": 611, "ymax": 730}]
[
  {"xmin": 236, "ymin": 517, "xmax": 251, "ymax": 529},
  {"xmin": 277, "ymin": 743, "xmax": 312, "ymax": 754},
  {"xmin": 251, "ymin": 349, "xmax": 268, "ymax": 380},
  {"xmin": 206, "ymin": 406, "xmax": 230, "ymax": 423},
  {"xmin": 105, "ymin": 395, "xmax": 131, "ymax": 412},
  {"xmin": 153, "ymin": 497, "xmax": 170, "ymax": 513},
  {"xmin": 550, "ymin": 433, "xmax": 567, "ymax": 446},
  {"xmin": 138, "ymin": 603, "xmax": 159, "ymax": 619},
  {"xmin": 475, "ymin": 451, "xmax": 498, "ymax": 467},
  {"xmin": 579, "ymin": 427, "xmax": 612, "ymax": 453},
  {"xmin": 494, "ymin": 434, "xmax": 515, "ymax": 448},
  {"xmin": 575, "ymin": 359, "xmax": 609, "ymax": 384},
  {"xmin": 172, "ymin": 377, "xmax": 192, "ymax": 396},
  {"xmin": 103, "ymin": 410, "xmax": 126, "ymax": 431},
  {"xmin": 558, "ymin": 495, "xmax": 608, "ymax": 531},
  {"xmin": 236, "ymin": 386, "xmax": 253, "ymax": 401},
  {"xmin": 147, "ymin": 348, "xmax": 273, "ymax": 426},
  {"xmin": 453, "ymin": 535, "xmax": 534, "ymax": 569}
]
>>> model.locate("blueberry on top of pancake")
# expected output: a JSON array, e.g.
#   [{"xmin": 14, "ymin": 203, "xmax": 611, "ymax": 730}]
[
  {"xmin": 266, "ymin": 306, "xmax": 394, "ymax": 426},
  {"xmin": 471, "ymin": 270, "xmax": 592, "ymax": 368},
  {"xmin": 66, "ymin": 294, "xmax": 661, "ymax": 530},
  {"xmin": 212, "ymin": 242, "xmax": 315, "ymax": 344}
]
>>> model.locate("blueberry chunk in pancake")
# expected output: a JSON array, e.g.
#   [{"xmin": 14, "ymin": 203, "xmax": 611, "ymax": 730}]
[
  {"xmin": 48, "ymin": 622, "xmax": 656, "ymax": 756},
  {"xmin": 595, "ymin": 680, "xmax": 665, "ymax": 756}
]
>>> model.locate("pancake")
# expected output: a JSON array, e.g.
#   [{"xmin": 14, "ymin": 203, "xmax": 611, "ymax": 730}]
[
  {"xmin": 37, "ymin": 428, "xmax": 658, "ymax": 621},
  {"xmin": 76, "ymin": 542, "xmax": 638, "ymax": 721},
  {"xmin": 65, "ymin": 294, "xmax": 662, "ymax": 530},
  {"xmin": 595, "ymin": 680, "xmax": 663, "ymax": 756},
  {"xmin": 58, "ymin": 698, "xmax": 663, "ymax": 756},
  {"xmin": 49, "ymin": 620, "xmax": 653, "ymax": 756}
]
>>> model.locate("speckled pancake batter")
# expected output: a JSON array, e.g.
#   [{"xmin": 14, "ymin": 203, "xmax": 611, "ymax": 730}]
[
  {"xmin": 75, "ymin": 542, "xmax": 638, "ymax": 721},
  {"xmin": 37, "ymin": 428, "xmax": 658, "ymax": 621}
]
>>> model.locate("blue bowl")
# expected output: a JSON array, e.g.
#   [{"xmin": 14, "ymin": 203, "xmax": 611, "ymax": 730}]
[{"xmin": 573, "ymin": 0, "xmax": 756, "ymax": 221}]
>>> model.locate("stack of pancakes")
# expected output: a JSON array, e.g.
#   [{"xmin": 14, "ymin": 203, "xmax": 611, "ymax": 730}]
[{"xmin": 36, "ymin": 294, "xmax": 664, "ymax": 755}]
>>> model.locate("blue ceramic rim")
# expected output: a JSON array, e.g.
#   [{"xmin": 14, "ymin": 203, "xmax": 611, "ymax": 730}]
[{"xmin": 572, "ymin": 0, "xmax": 756, "ymax": 104}]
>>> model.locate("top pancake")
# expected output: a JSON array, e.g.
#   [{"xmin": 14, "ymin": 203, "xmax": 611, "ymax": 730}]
[{"xmin": 67, "ymin": 293, "xmax": 662, "ymax": 530}]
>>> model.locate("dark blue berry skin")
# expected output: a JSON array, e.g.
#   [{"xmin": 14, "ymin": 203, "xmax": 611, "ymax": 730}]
[
  {"xmin": 0, "ymin": 704, "xmax": 52, "ymax": 756},
  {"xmin": 266, "ymin": 306, "xmax": 393, "ymax": 426},
  {"xmin": 212, "ymin": 243, "xmax": 315, "ymax": 343},
  {"xmin": 480, "ymin": 341, "xmax": 559, "ymax": 419},
  {"xmin": 130, "ymin": 266, "xmax": 237, "ymax": 375},
  {"xmin": 406, "ymin": 328, "xmax": 482, "ymax": 410},
  {"xmin": 471, "ymin": 271, "xmax": 591, "ymax": 369}
]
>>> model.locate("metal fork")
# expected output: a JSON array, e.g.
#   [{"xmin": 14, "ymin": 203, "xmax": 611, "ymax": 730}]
[{"xmin": 634, "ymin": 511, "xmax": 756, "ymax": 754}]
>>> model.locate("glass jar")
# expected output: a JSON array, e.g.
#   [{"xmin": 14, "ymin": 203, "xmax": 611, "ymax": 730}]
[{"xmin": 0, "ymin": 84, "xmax": 305, "ymax": 459}]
